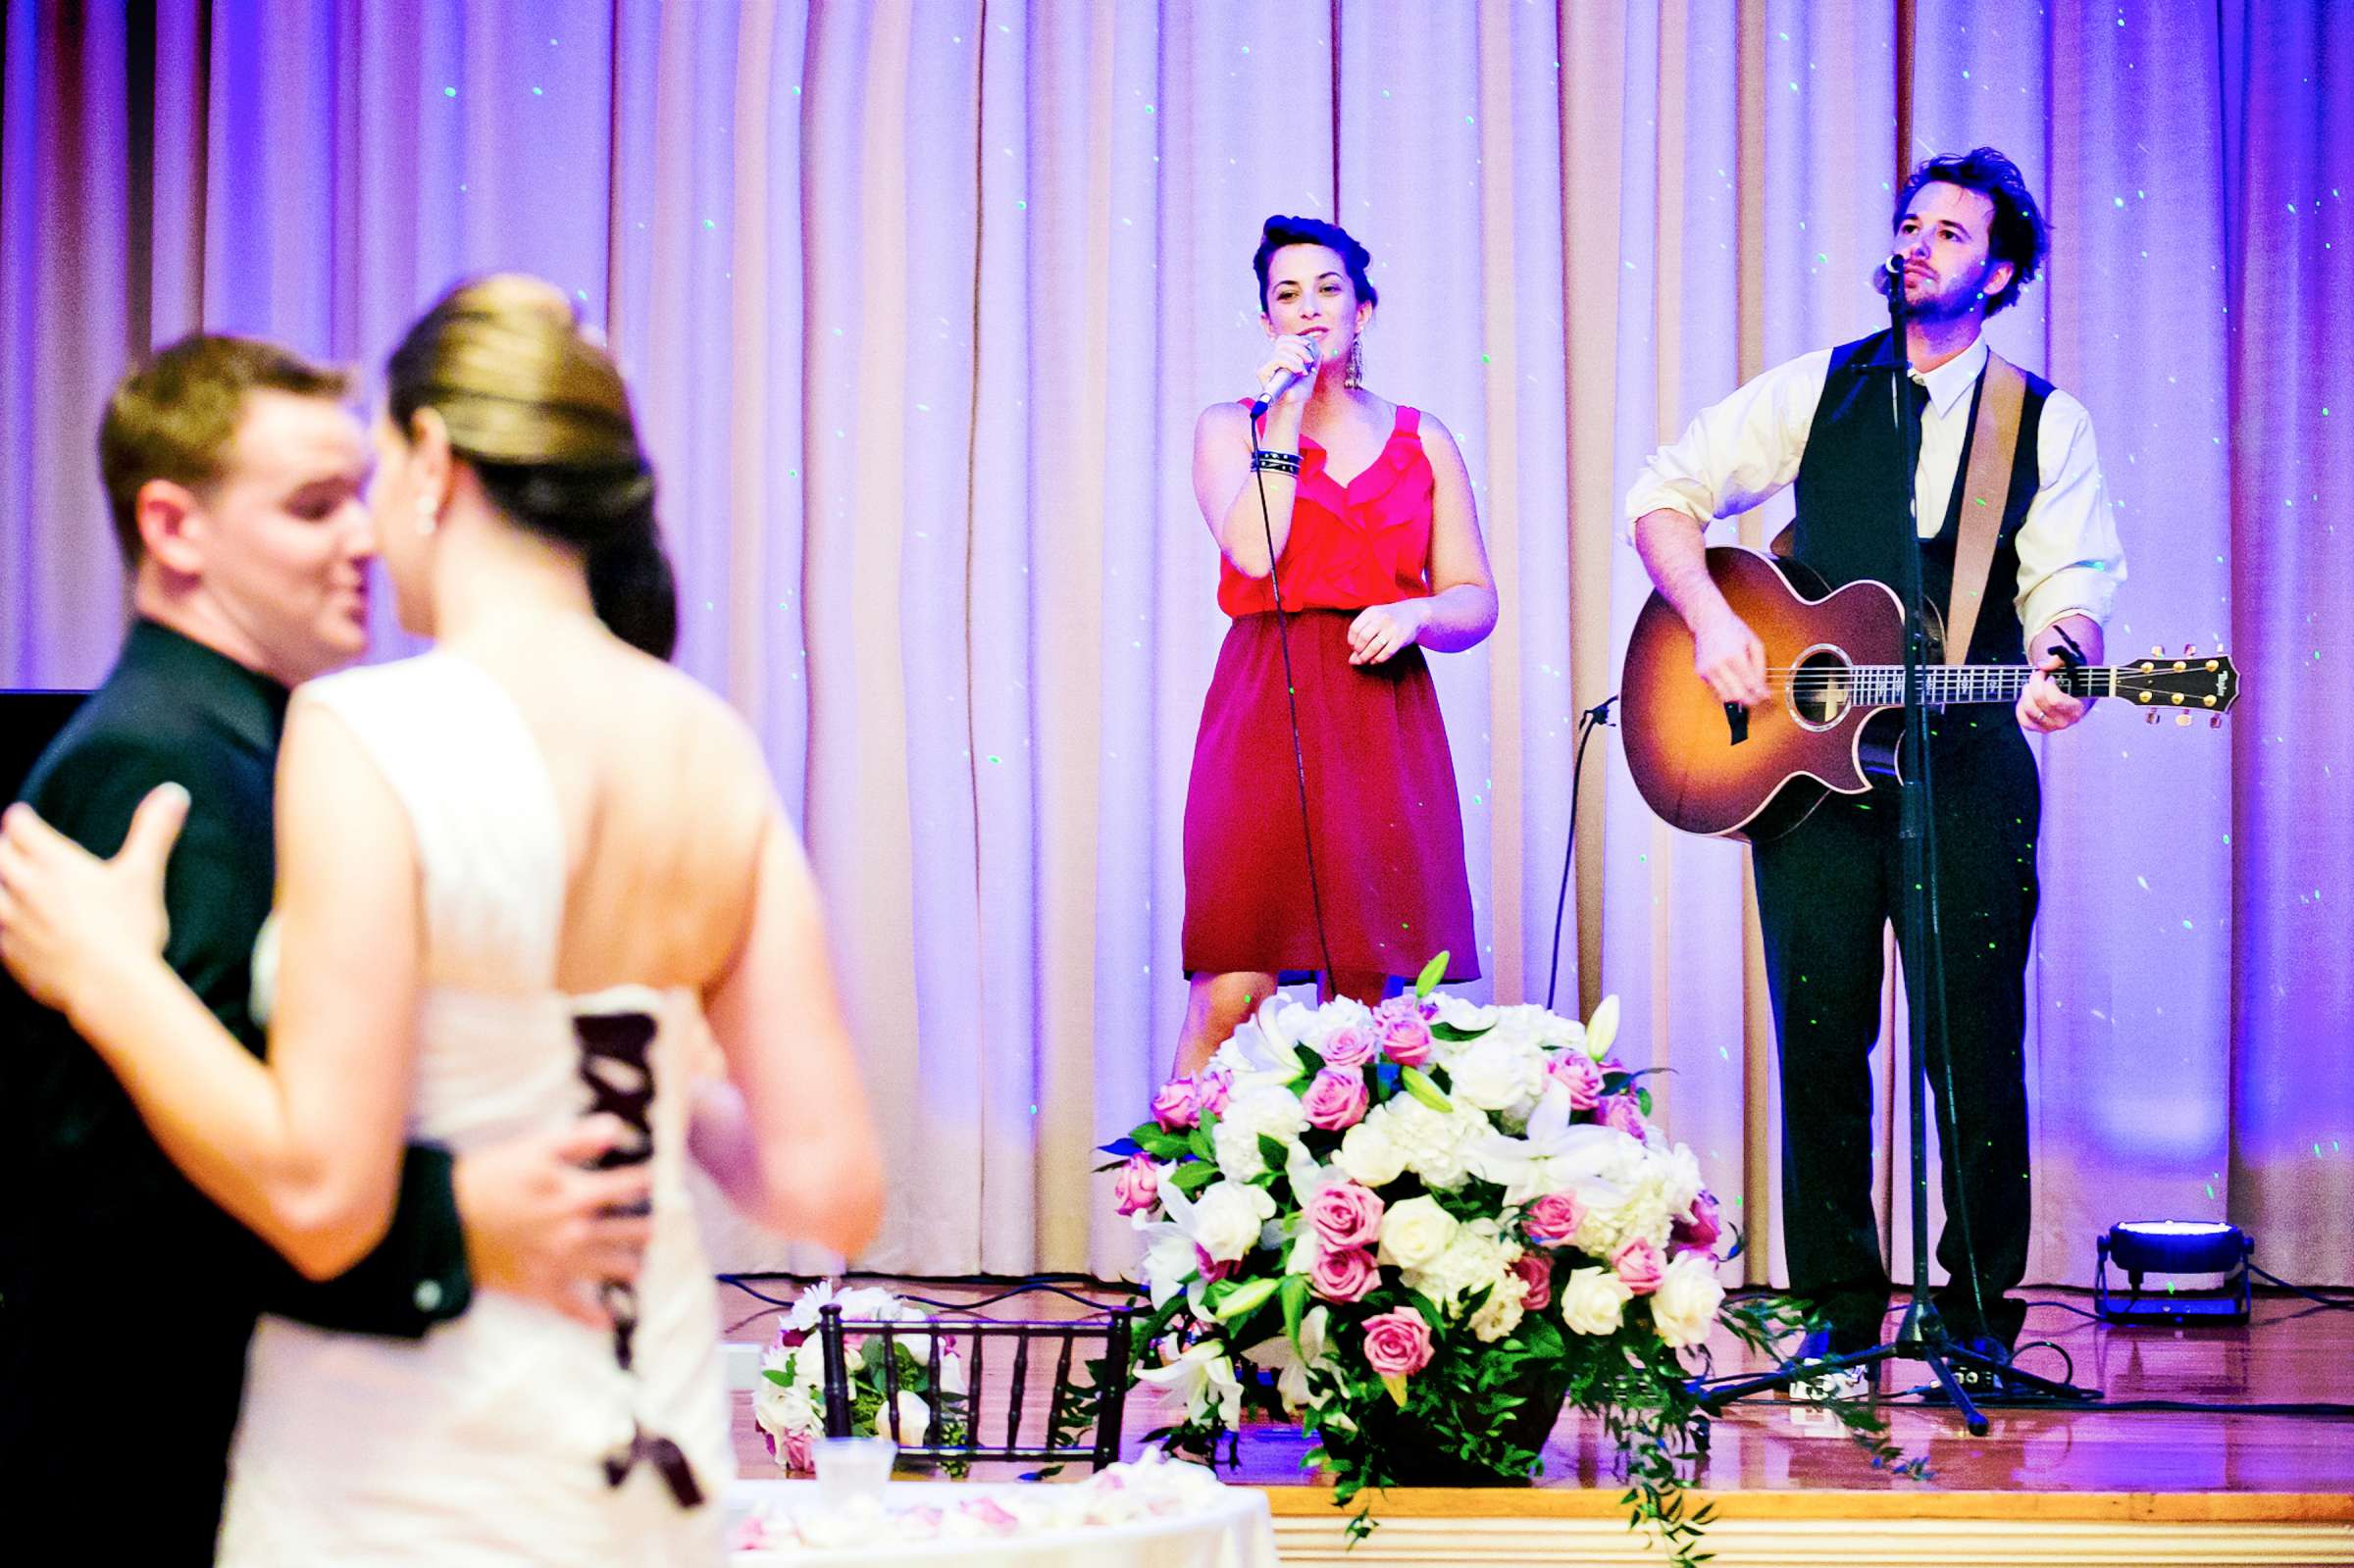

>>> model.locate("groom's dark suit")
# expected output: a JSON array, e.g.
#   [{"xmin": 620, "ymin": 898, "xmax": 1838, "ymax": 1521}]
[{"xmin": 1, "ymin": 620, "xmax": 474, "ymax": 1561}]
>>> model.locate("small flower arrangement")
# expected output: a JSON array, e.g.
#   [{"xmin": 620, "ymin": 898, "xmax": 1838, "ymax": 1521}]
[
  {"xmin": 1108, "ymin": 956, "xmax": 1894, "ymax": 1561},
  {"xmin": 754, "ymin": 1282, "xmax": 972, "ymax": 1477}
]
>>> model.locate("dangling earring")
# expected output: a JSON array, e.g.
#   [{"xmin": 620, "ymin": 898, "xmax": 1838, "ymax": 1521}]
[
  {"xmin": 1346, "ymin": 338, "xmax": 1365, "ymax": 390},
  {"xmin": 414, "ymin": 492, "xmax": 438, "ymax": 537}
]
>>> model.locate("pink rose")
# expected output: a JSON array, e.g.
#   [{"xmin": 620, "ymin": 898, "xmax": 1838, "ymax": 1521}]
[
  {"xmin": 1522, "ymin": 1190, "xmax": 1587, "ymax": 1247},
  {"xmin": 1510, "ymin": 1252, "xmax": 1554, "ymax": 1312},
  {"xmin": 1309, "ymin": 1244, "xmax": 1380, "ymax": 1303},
  {"xmin": 1672, "ymin": 1189, "xmax": 1723, "ymax": 1254},
  {"xmin": 1548, "ymin": 1051, "xmax": 1604, "ymax": 1110},
  {"xmin": 1151, "ymin": 1078, "xmax": 1200, "ymax": 1131},
  {"xmin": 1319, "ymin": 1025, "xmax": 1377, "ymax": 1070},
  {"xmin": 1379, "ymin": 1013, "xmax": 1435, "ymax": 1067},
  {"xmin": 1301, "ymin": 1067, "xmax": 1371, "ymax": 1132},
  {"xmin": 1359, "ymin": 1308, "xmax": 1435, "ymax": 1378},
  {"xmin": 1600, "ymin": 1093, "xmax": 1647, "ymax": 1140},
  {"xmin": 1612, "ymin": 1238, "xmax": 1665, "ymax": 1296},
  {"xmin": 779, "ymin": 1429, "xmax": 814, "ymax": 1473},
  {"xmin": 1196, "ymin": 1068, "xmax": 1233, "ymax": 1118},
  {"xmin": 1194, "ymin": 1243, "xmax": 1236, "ymax": 1285},
  {"xmin": 1305, "ymin": 1180, "xmax": 1386, "ymax": 1251},
  {"xmin": 1112, "ymin": 1153, "xmax": 1161, "ymax": 1217}
]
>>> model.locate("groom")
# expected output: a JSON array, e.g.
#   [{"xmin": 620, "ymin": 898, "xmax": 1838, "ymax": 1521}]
[{"xmin": 0, "ymin": 335, "xmax": 653, "ymax": 1559}]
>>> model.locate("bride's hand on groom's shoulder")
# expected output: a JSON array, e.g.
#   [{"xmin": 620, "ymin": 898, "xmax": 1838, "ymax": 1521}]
[
  {"xmin": 454, "ymin": 1114, "xmax": 655, "ymax": 1331},
  {"xmin": 0, "ymin": 782, "xmax": 187, "ymax": 1020}
]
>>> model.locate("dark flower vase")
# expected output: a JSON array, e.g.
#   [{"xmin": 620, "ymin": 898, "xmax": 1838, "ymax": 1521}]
[{"xmin": 1356, "ymin": 1377, "xmax": 1567, "ymax": 1487}]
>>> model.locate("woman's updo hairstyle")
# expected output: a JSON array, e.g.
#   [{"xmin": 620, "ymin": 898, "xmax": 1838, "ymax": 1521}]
[
  {"xmin": 1252, "ymin": 215, "xmax": 1378, "ymax": 311},
  {"xmin": 385, "ymin": 275, "xmax": 678, "ymax": 659}
]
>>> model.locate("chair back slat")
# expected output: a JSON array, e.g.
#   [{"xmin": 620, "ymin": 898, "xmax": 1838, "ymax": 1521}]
[{"xmin": 809, "ymin": 1284, "xmax": 1138, "ymax": 1470}]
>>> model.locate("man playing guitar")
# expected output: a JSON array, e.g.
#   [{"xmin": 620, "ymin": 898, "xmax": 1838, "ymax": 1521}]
[{"xmin": 1624, "ymin": 147, "xmax": 2125, "ymax": 1395}]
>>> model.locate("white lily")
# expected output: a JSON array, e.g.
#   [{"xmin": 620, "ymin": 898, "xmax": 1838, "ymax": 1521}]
[
  {"xmin": 1468, "ymin": 1082, "xmax": 1644, "ymax": 1205},
  {"xmin": 1136, "ymin": 1339, "xmax": 1244, "ymax": 1427},
  {"xmin": 1242, "ymin": 1304, "xmax": 1332, "ymax": 1414}
]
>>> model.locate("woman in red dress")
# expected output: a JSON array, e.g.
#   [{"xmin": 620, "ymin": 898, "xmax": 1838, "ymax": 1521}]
[{"xmin": 1176, "ymin": 216, "xmax": 1498, "ymax": 1075}]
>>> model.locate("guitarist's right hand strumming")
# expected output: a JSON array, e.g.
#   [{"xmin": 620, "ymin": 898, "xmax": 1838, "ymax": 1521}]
[
  {"xmin": 1690, "ymin": 605, "xmax": 1769, "ymax": 708},
  {"xmin": 1633, "ymin": 507, "xmax": 1769, "ymax": 706}
]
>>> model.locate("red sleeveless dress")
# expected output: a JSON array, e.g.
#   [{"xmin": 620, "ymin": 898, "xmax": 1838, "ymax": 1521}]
[{"xmin": 1181, "ymin": 403, "xmax": 1478, "ymax": 983}]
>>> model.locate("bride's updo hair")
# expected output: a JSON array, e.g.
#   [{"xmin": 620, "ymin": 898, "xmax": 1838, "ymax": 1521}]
[{"xmin": 385, "ymin": 276, "xmax": 678, "ymax": 659}]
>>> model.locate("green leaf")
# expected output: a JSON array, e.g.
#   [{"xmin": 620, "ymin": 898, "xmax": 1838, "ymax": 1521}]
[
  {"xmin": 760, "ymin": 1368, "xmax": 795, "ymax": 1388},
  {"xmin": 1414, "ymin": 951, "xmax": 1450, "ymax": 998},
  {"xmin": 1257, "ymin": 1133, "xmax": 1291, "ymax": 1172},
  {"xmin": 1281, "ymin": 1273, "xmax": 1309, "ymax": 1347},
  {"xmin": 1134, "ymin": 1126, "xmax": 1189, "ymax": 1160},
  {"xmin": 1167, "ymin": 1160, "xmax": 1217, "ymax": 1196},
  {"xmin": 1430, "ymin": 1021, "xmax": 1483, "ymax": 1041},
  {"xmin": 1637, "ymin": 1087, "xmax": 1655, "ymax": 1118},
  {"xmin": 1295, "ymin": 1042, "xmax": 1324, "ymax": 1079},
  {"xmin": 1098, "ymin": 1135, "xmax": 1146, "ymax": 1158}
]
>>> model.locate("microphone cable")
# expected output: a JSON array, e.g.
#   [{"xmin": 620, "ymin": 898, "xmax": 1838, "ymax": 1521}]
[{"xmin": 1247, "ymin": 409, "xmax": 1341, "ymax": 992}]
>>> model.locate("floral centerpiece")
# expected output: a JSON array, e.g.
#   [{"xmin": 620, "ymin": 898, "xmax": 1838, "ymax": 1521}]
[
  {"xmin": 1106, "ymin": 957, "xmax": 1897, "ymax": 1561},
  {"xmin": 753, "ymin": 1282, "xmax": 972, "ymax": 1476}
]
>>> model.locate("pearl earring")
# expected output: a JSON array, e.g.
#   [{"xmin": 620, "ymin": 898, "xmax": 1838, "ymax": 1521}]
[{"xmin": 414, "ymin": 493, "xmax": 437, "ymax": 537}]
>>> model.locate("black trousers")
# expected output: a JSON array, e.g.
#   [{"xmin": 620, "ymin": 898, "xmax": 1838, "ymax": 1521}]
[{"xmin": 1750, "ymin": 726, "xmax": 2039, "ymax": 1351}]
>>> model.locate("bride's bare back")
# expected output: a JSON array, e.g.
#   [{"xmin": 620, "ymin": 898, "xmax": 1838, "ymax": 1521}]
[{"xmin": 452, "ymin": 615, "xmax": 769, "ymax": 998}]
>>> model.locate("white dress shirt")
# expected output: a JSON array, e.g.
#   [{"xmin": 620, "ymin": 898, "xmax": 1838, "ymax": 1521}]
[{"xmin": 1624, "ymin": 333, "xmax": 2125, "ymax": 647}]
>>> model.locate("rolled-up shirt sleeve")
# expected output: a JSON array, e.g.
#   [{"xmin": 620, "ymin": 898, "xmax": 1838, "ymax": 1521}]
[
  {"xmin": 2013, "ymin": 387, "xmax": 2126, "ymax": 643},
  {"xmin": 1622, "ymin": 348, "xmax": 1833, "ymax": 541}
]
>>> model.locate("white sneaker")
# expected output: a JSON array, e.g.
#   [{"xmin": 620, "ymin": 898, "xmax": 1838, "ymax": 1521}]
[{"xmin": 1790, "ymin": 1365, "xmax": 1870, "ymax": 1404}]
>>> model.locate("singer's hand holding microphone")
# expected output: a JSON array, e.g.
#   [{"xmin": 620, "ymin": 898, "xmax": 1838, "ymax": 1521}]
[{"xmin": 1251, "ymin": 333, "xmax": 1320, "ymax": 420}]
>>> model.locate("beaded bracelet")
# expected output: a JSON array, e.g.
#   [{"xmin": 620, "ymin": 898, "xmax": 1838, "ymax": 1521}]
[{"xmin": 1250, "ymin": 449, "xmax": 1302, "ymax": 477}]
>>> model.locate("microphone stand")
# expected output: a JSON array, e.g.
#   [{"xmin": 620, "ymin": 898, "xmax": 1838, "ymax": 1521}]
[{"xmin": 1694, "ymin": 263, "xmax": 2098, "ymax": 1433}]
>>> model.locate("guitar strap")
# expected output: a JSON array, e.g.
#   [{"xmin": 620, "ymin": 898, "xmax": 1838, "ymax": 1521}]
[{"xmin": 1941, "ymin": 351, "xmax": 2027, "ymax": 666}]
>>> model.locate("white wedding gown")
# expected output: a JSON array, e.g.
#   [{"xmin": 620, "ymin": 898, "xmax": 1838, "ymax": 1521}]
[{"xmin": 216, "ymin": 651, "xmax": 729, "ymax": 1565}]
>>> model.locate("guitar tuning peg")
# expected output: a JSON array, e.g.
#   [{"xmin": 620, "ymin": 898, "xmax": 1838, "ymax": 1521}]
[
  {"xmin": 2176, "ymin": 713, "xmax": 2193, "ymax": 727},
  {"xmin": 2209, "ymin": 716, "xmax": 2223, "ymax": 730},
  {"xmin": 2182, "ymin": 643, "xmax": 2196, "ymax": 657},
  {"xmin": 2151, "ymin": 644, "xmax": 2164, "ymax": 657},
  {"xmin": 2146, "ymin": 712, "xmax": 2160, "ymax": 725}
]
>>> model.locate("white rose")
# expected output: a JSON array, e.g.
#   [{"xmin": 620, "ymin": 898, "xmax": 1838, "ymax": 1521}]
[
  {"xmin": 1336, "ymin": 1114, "xmax": 1407, "ymax": 1188},
  {"xmin": 1402, "ymin": 1220, "xmax": 1513, "ymax": 1313},
  {"xmin": 1648, "ymin": 1253, "xmax": 1726, "ymax": 1349},
  {"xmin": 754, "ymin": 1373, "xmax": 822, "ymax": 1442},
  {"xmin": 1191, "ymin": 1180, "xmax": 1278, "ymax": 1264},
  {"xmin": 1209, "ymin": 1084, "xmax": 1308, "ymax": 1181},
  {"xmin": 1560, "ymin": 1265, "xmax": 1634, "ymax": 1337},
  {"xmin": 1447, "ymin": 1035, "xmax": 1550, "ymax": 1115},
  {"xmin": 1376, "ymin": 1194, "xmax": 1459, "ymax": 1270},
  {"xmin": 886, "ymin": 1390, "xmax": 932, "ymax": 1445},
  {"xmin": 1466, "ymin": 1278, "xmax": 1528, "ymax": 1342}
]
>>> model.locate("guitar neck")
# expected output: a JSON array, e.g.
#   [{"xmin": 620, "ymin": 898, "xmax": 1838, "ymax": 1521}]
[{"xmin": 1847, "ymin": 664, "xmax": 2119, "ymax": 706}]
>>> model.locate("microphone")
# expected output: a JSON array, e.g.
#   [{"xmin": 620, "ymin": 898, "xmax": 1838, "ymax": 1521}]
[{"xmin": 1250, "ymin": 339, "xmax": 1320, "ymax": 421}]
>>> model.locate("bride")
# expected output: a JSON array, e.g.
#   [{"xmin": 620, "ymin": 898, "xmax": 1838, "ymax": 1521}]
[{"xmin": 0, "ymin": 276, "xmax": 882, "ymax": 1563}]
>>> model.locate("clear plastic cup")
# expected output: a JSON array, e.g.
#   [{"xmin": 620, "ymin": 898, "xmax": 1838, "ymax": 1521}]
[{"xmin": 814, "ymin": 1435, "xmax": 897, "ymax": 1510}]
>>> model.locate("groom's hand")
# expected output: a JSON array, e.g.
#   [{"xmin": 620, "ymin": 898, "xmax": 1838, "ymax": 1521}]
[{"xmin": 453, "ymin": 1114, "xmax": 654, "ymax": 1329}]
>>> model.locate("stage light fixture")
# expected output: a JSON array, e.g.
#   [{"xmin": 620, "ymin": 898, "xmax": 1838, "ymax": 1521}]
[{"xmin": 2094, "ymin": 1220, "xmax": 2252, "ymax": 1324}]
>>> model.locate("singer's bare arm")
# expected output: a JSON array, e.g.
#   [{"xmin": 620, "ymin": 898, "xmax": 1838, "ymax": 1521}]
[
  {"xmin": 1344, "ymin": 414, "xmax": 1497, "ymax": 665},
  {"xmin": 1633, "ymin": 507, "xmax": 1766, "ymax": 704},
  {"xmin": 1196, "ymin": 399, "xmax": 1305, "ymax": 579}
]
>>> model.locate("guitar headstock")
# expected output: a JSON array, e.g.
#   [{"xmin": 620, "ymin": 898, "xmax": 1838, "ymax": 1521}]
[{"xmin": 2121, "ymin": 643, "xmax": 2241, "ymax": 727}]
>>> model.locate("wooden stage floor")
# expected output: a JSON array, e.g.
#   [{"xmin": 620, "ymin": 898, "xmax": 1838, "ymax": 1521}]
[{"xmin": 720, "ymin": 1280, "xmax": 2354, "ymax": 1565}]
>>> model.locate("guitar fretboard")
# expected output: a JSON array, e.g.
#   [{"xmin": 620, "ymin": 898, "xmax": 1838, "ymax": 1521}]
[{"xmin": 1842, "ymin": 665, "xmax": 2118, "ymax": 706}]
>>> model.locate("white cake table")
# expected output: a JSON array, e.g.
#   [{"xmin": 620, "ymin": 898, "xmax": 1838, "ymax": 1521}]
[{"xmin": 725, "ymin": 1472, "xmax": 1277, "ymax": 1568}]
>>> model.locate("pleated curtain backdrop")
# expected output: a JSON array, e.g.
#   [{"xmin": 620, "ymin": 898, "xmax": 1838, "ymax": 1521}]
[{"xmin": 1, "ymin": 1, "xmax": 2346, "ymax": 1288}]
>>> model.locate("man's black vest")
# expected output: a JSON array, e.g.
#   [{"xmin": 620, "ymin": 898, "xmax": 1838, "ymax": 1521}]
[{"xmin": 1789, "ymin": 330, "xmax": 2055, "ymax": 670}]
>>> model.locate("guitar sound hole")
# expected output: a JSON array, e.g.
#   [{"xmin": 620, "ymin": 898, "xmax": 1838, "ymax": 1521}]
[{"xmin": 1790, "ymin": 649, "xmax": 1853, "ymax": 729}]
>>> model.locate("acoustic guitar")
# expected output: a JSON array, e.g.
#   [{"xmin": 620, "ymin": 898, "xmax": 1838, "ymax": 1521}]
[{"xmin": 1620, "ymin": 547, "xmax": 2240, "ymax": 841}]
